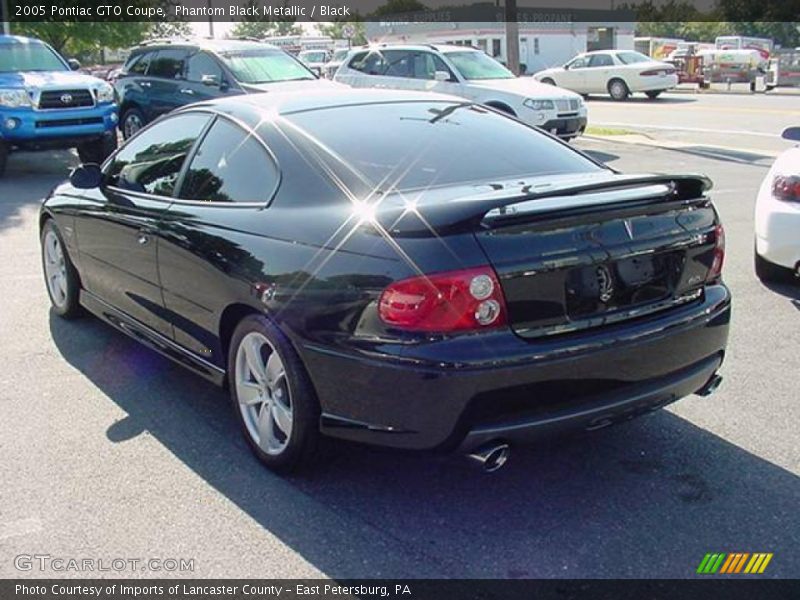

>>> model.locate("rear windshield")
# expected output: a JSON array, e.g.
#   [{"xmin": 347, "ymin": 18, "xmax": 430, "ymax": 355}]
[
  {"xmin": 220, "ymin": 49, "xmax": 315, "ymax": 84},
  {"xmin": 616, "ymin": 51, "xmax": 651, "ymax": 65},
  {"xmin": 0, "ymin": 41, "xmax": 66, "ymax": 72},
  {"xmin": 284, "ymin": 101, "xmax": 601, "ymax": 191}
]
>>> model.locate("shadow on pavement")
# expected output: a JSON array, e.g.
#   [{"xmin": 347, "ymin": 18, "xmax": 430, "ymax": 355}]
[
  {"xmin": 48, "ymin": 311, "xmax": 799, "ymax": 578},
  {"xmin": 0, "ymin": 150, "xmax": 76, "ymax": 233},
  {"xmin": 586, "ymin": 96, "xmax": 697, "ymax": 105}
]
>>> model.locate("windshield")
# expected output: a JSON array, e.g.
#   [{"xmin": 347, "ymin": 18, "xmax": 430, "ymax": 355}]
[
  {"xmin": 616, "ymin": 51, "xmax": 652, "ymax": 65},
  {"xmin": 300, "ymin": 51, "xmax": 327, "ymax": 63},
  {"xmin": 220, "ymin": 49, "xmax": 315, "ymax": 84},
  {"xmin": 0, "ymin": 42, "xmax": 67, "ymax": 73},
  {"xmin": 445, "ymin": 51, "xmax": 515, "ymax": 80},
  {"xmin": 331, "ymin": 49, "xmax": 349, "ymax": 62}
]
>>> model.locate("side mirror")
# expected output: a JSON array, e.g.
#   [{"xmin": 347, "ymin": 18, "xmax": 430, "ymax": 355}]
[
  {"xmin": 68, "ymin": 58, "xmax": 81, "ymax": 71},
  {"xmin": 201, "ymin": 74, "xmax": 220, "ymax": 87},
  {"xmin": 434, "ymin": 70, "xmax": 451, "ymax": 82},
  {"xmin": 782, "ymin": 127, "xmax": 800, "ymax": 142},
  {"xmin": 69, "ymin": 164, "xmax": 103, "ymax": 189}
]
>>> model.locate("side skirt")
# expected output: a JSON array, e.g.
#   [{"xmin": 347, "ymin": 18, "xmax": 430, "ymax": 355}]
[{"xmin": 80, "ymin": 290, "xmax": 226, "ymax": 387}]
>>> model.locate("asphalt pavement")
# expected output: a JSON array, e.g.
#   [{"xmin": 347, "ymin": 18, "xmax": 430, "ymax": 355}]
[{"xmin": 0, "ymin": 99, "xmax": 798, "ymax": 579}]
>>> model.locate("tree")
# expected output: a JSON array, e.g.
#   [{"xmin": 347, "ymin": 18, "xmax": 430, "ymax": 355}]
[
  {"xmin": 317, "ymin": 20, "xmax": 367, "ymax": 45},
  {"xmin": 371, "ymin": 0, "xmax": 428, "ymax": 17},
  {"xmin": 14, "ymin": 23, "xmax": 151, "ymax": 56},
  {"xmin": 230, "ymin": 0, "xmax": 302, "ymax": 39},
  {"xmin": 146, "ymin": 21, "xmax": 193, "ymax": 41}
]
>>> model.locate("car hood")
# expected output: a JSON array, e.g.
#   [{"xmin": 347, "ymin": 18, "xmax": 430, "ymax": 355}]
[
  {"xmin": 469, "ymin": 77, "xmax": 581, "ymax": 99},
  {"xmin": 240, "ymin": 78, "xmax": 345, "ymax": 93},
  {"xmin": 0, "ymin": 70, "xmax": 105, "ymax": 89}
]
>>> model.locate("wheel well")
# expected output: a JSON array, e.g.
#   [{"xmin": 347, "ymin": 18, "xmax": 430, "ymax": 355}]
[
  {"xmin": 607, "ymin": 77, "xmax": 628, "ymax": 91},
  {"xmin": 484, "ymin": 101, "xmax": 516, "ymax": 116},
  {"xmin": 218, "ymin": 303, "xmax": 261, "ymax": 367},
  {"xmin": 120, "ymin": 101, "xmax": 141, "ymax": 116}
]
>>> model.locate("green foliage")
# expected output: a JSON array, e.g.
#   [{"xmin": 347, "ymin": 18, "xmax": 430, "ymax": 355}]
[
  {"xmin": 317, "ymin": 21, "xmax": 367, "ymax": 45},
  {"xmin": 14, "ymin": 22, "xmax": 151, "ymax": 56},
  {"xmin": 371, "ymin": 0, "xmax": 428, "ymax": 17},
  {"xmin": 229, "ymin": 0, "xmax": 302, "ymax": 39}
]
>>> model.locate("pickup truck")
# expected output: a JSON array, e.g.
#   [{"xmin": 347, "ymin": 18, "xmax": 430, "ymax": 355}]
[{"xmin": 0, "ymin": 35, "xmax": 119, "ymax": 177}]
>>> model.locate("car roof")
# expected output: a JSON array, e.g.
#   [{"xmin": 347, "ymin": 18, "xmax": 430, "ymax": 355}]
[
  {"xmin": 0, "ymin": 35, "xmax": 47, "ymax": 45},
  {"xmin": 185, "ymin": 88, "xmax": 465, "ymax": 127},
  {"xmin": 350, "ymin": 43, "xmax": 479, "ymax": 54},
  {"xmin": 131, "ymin": 38, "xmax": 279, "ymax": 54}
]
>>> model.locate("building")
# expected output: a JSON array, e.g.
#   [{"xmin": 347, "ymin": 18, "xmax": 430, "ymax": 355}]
[{"xmin": 365, "ymin": 6, "xmax": 636, "ymax": 74}]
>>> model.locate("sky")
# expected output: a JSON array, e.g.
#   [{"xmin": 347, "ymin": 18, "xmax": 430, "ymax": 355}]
[{"xmin": 189, "ymin": 21, "xmax": 318, "ymax": 39}]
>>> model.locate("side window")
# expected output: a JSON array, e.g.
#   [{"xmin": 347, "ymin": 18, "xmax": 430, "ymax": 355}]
[
  {"xmin": 588, "ymin": 54, "xmax": 614, "ymax": 67},
  {"xmin": 186, "ymin": 52, "xmax": 223, "ymax": 83},
  {"xmin": 412, "ymin": 52, "xmax": 454, "ymax": 80},
  {"xmin": 149, "ymin": 49, "xmax": 189, "ymax": 79},
  {"xmin": 128, "ymin": 51, "xmax": 153, "ymax": 76},
  {"xmin": 567, "ymin": 56, "xmax": 587, "ymax": 69},
  {"xmin": 105, "ymin": 113, "xmax": 210, "ymax": 197},
  {"xmin": 348, "ymin": 50, "xmax": 387, "ymax": 76},
  {"xmin": 179, "ymin": 119, "xmax": 276, "ymax": 203},
  {"xmin": 381, "ymin": 50, "xmax": 413, "ymax": 78}
]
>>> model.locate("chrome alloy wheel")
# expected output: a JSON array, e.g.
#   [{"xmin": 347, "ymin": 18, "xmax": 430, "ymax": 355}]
[
  {"xmin": 235, "ymin": 332, "xmax": 293, "ymax": 455},
  {"xmin": 43, "ymin": 230, "xmax": 68, "ymax": 308},
  {"xmin": 123, "ymin": 113, "xmax": 143, "ymax": 138}
]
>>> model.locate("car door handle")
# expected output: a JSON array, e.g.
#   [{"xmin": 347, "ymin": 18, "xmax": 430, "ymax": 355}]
[
  {"xmin": 180, "ymin": 88, "xmax": 195, "ymax": 95},
  {"xmin": 137, "ymin": 231, "xmax": 150, "ymax": 246},
  {"xmin": 139, "ymin": 81, "xmax": 151, "ymax": 87}
]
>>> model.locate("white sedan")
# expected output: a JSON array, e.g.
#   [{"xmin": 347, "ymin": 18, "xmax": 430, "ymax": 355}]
[
  {"xmin": 534, "ymin": 50, "xmax": 678, "ymax": 101},
  {"xmin": 754, "ymin": 127, "xmax": 800, "ymax": 282}
]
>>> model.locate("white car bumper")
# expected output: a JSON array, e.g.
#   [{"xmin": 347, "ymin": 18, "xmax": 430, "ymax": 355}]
[{"xmin": 755, "ymin": 191, "xmax": 800, "ymax": 270}]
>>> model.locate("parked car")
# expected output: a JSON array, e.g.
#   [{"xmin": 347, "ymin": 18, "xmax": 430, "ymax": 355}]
[
  {"xmin": 754, "ymin": 126, "xmax": 800, "ymax": 282},
  {"xmin": 297, "ymin": 49, "xmax": 329, "ymax": 76},
  {"xmin": 115, "ymin": 38, "xmax": 334, "ymax": 139},
  {"xmin": 0, "ymin": 35, "xmax": 118, "ymax": 177},
  {"xmin": 322, "ymin": 48, "xmax": 350, "ymax": 79},
  {"xmin": 534, "ymin": 50, "xmax": 679, "ymax": 101},
  {"xmin": 335, "ymin": 44, "xmax": 588, "ymax": 141},
  {"xmin": 41, "ymin": 89, "xmax": 730, "ymax": 474}
]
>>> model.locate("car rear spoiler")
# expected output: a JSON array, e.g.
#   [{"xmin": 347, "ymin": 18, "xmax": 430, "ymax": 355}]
[{"xmin": 376, "ymin": 173, "xmax": 712, "ymax": 236}]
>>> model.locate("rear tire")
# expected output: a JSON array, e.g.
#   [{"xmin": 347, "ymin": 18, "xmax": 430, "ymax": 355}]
[
  {"xmin": 754, "ymin": 250, "xmax": 792, "ymax": 283},
  {"xmin": 228, "ymin": 314, "xmax": 321, "ymax": 474},
  {"xmin": 645, "ymin": 90, "xmax": 662, "ymax": 99},
  {"xmin": 41, "ymin": 219, "xmax": 83, "ymax": 319},
  {"xmin": 608, "ymin": 78, "xmax": 630, "ymax": 101},
  {"xmin": 77, "ymin": 132, "xmax": 117, "ymax": 164},
  {"xmin": 0, "ymin": 141, "xmax": 7, "ymax": 178},
  {"xmin": 121, "ymin": 107, "xmax": 145, "ymax": 140}
]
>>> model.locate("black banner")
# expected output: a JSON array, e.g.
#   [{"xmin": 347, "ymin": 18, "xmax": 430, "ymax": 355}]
[
  {"xmin": 2, "ymin": 0, "xmax": 798, "ymax": 22},
  {"xmin": 4, "ymin": 580, "xmax": 800, "ymax": 600}
]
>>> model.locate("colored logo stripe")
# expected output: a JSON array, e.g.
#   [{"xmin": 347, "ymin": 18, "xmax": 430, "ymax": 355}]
[{"xmin": 698, "ymin": 552, "xmax": 773, "ymax": 574}]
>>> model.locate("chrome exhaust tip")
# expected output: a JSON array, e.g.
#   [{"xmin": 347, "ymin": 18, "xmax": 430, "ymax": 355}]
[
  {"xmin": 697, "ymin": 374, "xmax": 723, "ymax": 397},
  {"xmin": 466, "ymin": 441, "xmax": 511, "ymax": 473}
]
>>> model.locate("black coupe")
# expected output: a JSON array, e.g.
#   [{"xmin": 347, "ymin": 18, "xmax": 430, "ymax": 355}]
[{"xmin": 41, "ymin": 89, "xmax": 731, "ymax": 473}]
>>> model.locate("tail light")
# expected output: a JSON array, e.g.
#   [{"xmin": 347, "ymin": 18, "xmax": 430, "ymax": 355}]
[
  {"xmin": 706, "ymin": 223, "xmax": 725, "ymax": 282},
  {"xmin": 378, "ymin": 266, "xmax": 508, "ymax": 333},
  {"xmin": 640, "ymin": 68, "xmax": 674, "ymax": 76},
  {"xmin": 772, "ymin": 175, "xmax": 800, "ymax": 202}
]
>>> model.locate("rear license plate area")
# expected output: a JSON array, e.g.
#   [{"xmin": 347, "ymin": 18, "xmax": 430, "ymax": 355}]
[{"xmin": 565, "ymin": 252, "xmax": 683, "ymax": 318}]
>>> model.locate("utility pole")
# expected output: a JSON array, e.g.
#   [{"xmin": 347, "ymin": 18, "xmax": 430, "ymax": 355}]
[
  {"xmin": 1, "ymin": 0, "xmax": 11, "ymax": 35},
  {"xmin": 505, "ymin": 0, "xmax": 520, "ymax": 75},
  {"xmin": 207, "ymin": 0, "xmax": 214, "ymax": 38}
]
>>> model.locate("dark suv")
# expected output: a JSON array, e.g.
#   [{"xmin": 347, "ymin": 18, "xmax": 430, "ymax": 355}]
[{"xmin": 115, "ymin": 39, "xmax": 337, "ymax": 139}]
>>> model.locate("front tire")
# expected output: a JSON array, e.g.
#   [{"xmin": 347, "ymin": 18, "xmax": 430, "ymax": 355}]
[
  {"xmin": 77, "ymin": 132, "xmax": 118, "ymax": 164},
  {"xmin": 41, "ymin": 220, "xmax": 82, "ymax": 319},
  {"xmin": 228, "ymin": 315, "xmax": 320, "ymax": 474},
  {"xmin": 608, "ymin": 78, "xmax": 630, "ymax": 101}
]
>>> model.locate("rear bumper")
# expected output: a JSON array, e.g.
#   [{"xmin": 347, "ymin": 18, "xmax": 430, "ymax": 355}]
[
  {"xmin": 303, "ymin": 284, "xmax": 731, "ymax": 451},
  {"xmin": 755, "ymin": 196, "xmax": 800, "ymax": 269},
  {"xmin": 0, "ymin": 103, "xmax": 118, "ymax": 149}
]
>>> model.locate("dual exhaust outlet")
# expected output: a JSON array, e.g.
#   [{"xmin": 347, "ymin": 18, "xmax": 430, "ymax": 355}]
[{"xmin": 464, "ymin": 373, "xmax": 724, "ymax": 473}]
